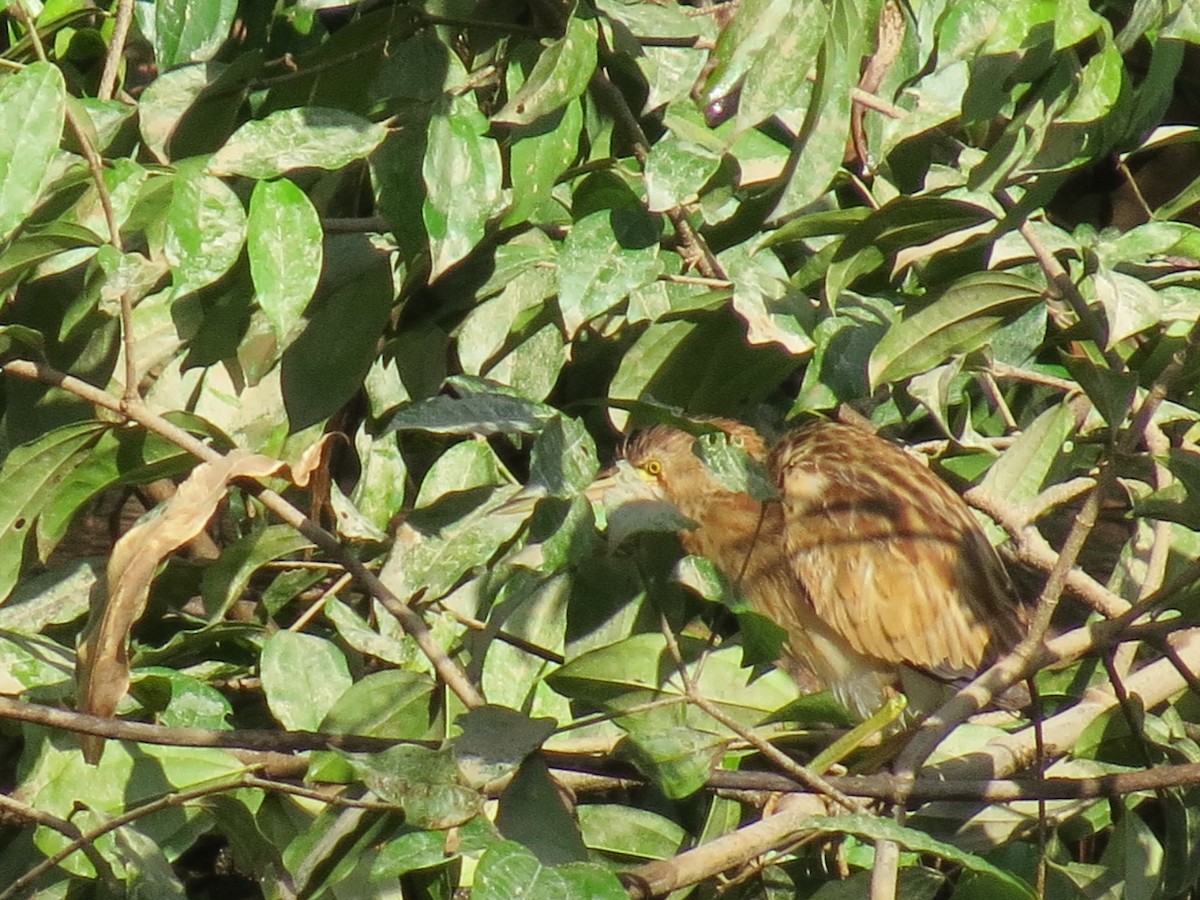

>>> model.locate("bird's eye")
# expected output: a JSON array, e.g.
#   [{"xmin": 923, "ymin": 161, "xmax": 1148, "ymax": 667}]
[{"xmin": 643, "ymin": 459, "xmax": 663, "ymax": 477}]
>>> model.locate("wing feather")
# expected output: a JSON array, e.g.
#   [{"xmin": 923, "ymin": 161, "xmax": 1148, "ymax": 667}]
[{"xmin": 772, "ymin": 422, "xmax": 1024, "ymax": 681}]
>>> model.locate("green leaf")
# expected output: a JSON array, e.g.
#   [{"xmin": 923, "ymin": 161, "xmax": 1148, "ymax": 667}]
[
  {"xmin": 0, "ymin": 62, "xmax": 66, "ymax": 242},
  {"xmin": 344, "ymin": 745, "xmax": 480, "ymax": 829},
  {"xmin": 504, "ymin": 100, "xmax": 583, "ymax": 226},
  {"xmin": 694, "ymin": 0, "xmax": 792, "ymax": 113},
  {"xmin": 644, "ymin": 126, "xmax": 723, "ymax": 213},
  {"xmin": 0, "ymin": 422, "xmax": 106, "ymax": 602},
  {"xmin": 804, "ymin": 815, "xmax": 1036, "ymax": 898},
  {"xmin": 0, "ymin": 631, "xmax": 74, "ymax": 692},
  {"xmin": 199, "ymin": 525, "xmax": 315, "ymax": 620},
  {"xmin": 35, "ymin": 423, "xmax": 194, "ymax": 558},
  {"xmin": 423, "ymin": 97, "xmax": 504, "ymax": 278},
  {"xmin": 130, "ymin": 667, "xmax": 232, "ymax": 730},
  {"xmin": 868, "ymin": 272, "xmax": 1044, "ymax": 388},
  {"xmin": 557, "ymin": 208, "xmax": 665, "ymax": 337},
  {"xmin": 979, "ymin": 402, "xmax": 1074, "ymax": 503},
  {"xmin": 529, "ymin": 416, "xmax": 599, "ymax": 496},
  {"xmin": 694, "ymin": 431, "xmax": 777, "ymax": 501},
  {"xmin": 320, "ymin": 669, "xmax": 437, "ymax": 740},
  {"xmin": 260, "ymin": 631, "xmax": 353, "ymax": 731},
  {"xmin": 618, "ymin": 725, "xmax": 727, "ymax": 798},
  {"xmin": 164, "ymin": 169, "xmax": 247, "ymax": 297},
  {"xmin": 473, "ymin": 840, "xmax": 625, "ymax": 900},
  {"xmin": 578, "ymin": 805, "xmax": 686, "ymax": 861},
  {"xmin": 734, "ymin": 0, "xmax": 829, "ymax": 133},
  {"xmin": 155, "ymin": 0, "xmax": 237, "ymax": 68},
  {"xmin": 248, "ymin": 178, "xmax": 324, "ymax": 345},
  {"xmin": 281, "ymin": 250, "xmax": 394, "ymax": 431},
  {"xmin": 455, "ymin": 706, "xmax": 557, "ymax": 788},
  {"xmin": 378, "ymin": 486, "xmax": 527, "ymax": 602},
  {"xmin": 208, "ymin": 107, "xmax": 388, "ymax": 179},
  {"xmin": 495, "ymin": 756, "xmax": 589, "ymax": 864},
  {"xmin": 493, "ymin": 14, "xmax": 597, "ymax": 126},
  {"xmin": 386, "ymin": 393, "xmax": 558, "ymax": 437}
]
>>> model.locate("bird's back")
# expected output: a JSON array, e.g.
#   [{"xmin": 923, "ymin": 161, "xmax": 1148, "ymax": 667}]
[{"xmin": 770, "ymin": 421, "xmax": 1028, "ymax": 717}]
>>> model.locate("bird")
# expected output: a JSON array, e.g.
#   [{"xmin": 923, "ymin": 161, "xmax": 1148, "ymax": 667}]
[{"xmin": 618, "ymin": 418, "xmax": 1029, "ymax": 721}]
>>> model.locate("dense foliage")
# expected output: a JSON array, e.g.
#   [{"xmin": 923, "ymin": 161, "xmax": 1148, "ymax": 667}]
[{"xmin": 0, "ymin": 0, "xmax": 1199, "ymax": 897}]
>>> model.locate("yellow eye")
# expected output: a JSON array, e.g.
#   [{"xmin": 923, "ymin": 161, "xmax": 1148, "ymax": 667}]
[{"xmin": 643, "ymin": 458, "xmax": 663, "ymax": 477}]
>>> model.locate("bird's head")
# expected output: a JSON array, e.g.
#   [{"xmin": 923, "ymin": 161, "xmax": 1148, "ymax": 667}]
[{"xmin": 619, "ymin": 419, "xmax": 768, "ymax": 510}]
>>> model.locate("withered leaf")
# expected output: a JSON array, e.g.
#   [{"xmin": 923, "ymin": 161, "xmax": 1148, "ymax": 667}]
[{"xmin": 76, "ymin": 450, "xmax": 282, "ymax": 762}]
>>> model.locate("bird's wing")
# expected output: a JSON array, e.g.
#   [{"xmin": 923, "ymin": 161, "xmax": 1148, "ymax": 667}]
[{"xmin": 774, "ymin": 425, "xmax": 1023, "ymax": 681}]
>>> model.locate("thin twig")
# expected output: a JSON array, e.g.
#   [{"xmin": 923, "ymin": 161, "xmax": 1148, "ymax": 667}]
[
  {"xmin": 97, "ymin": 0, "xmax": 135, "ymax": 100},
  {"xmin": 658, "ymin": 616, "xmax": 864, "ymax": 813},
  {"xmin": 0, "ymin": 793, "xmax": 118, "ymax": 893},
  {"xmin": 0, "ymin": 695, "xmax": 418, "ymax": 753}
]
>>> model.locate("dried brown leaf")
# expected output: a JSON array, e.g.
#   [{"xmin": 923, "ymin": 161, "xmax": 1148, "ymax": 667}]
[{"xmin": 76, "ymin": 450, "xmax": 282, "ymax": 762}]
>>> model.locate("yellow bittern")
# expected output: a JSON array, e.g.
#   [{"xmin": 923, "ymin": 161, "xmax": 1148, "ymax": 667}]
[{"xmin": 616, "ymin": 419, "xmax": 1028, "ymax": 720}]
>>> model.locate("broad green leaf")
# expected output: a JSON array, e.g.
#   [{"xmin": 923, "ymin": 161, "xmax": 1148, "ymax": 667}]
[
  {"xmin": 0, "ymin": 631, "xmax": 74, "ymax": 693},
  {"xmin": 720, "ymin": 241, "xmax": 814, "ymax": 355},
  {"xmin": 619, "ymin": 725, "xmax": 728, "ymax": 798},
  {"xmin": 734, "ymin": 0, "xmax": 829, "ymax": 133},
  {"xmin": 825, "ymin": 198, "xmax": 998, "ymax": 304},
  {"xmin": 379, "ymin": 486, "xmax": 526, "ymax": 602},
  {"xmin": 0, "ymin": 560, "xmax": 96, "ymax": 633},
  {"xmin": 644, "ymin": 128, "xmax": 723, "ymax": 213},
  {"xmin": 344, "ymin": 745, "xmax": 480, "ymax": 829},
  {"xmin": 423, "ymin": 97, "xmax": 504, "ymax": 278},
  {"xmin": 35, "ymin": 423, "xmax": 194, "ymax": 558},
  {"xmin": 21, "ymin": 732, "xmax": 243, "ymax": 877},
  {"xmin": 139, "ymin": 63, "xmax": 211, "ymax": 162},
  {"xmin": 164, "ymin": 169, "xmax": 247, "ymax": 297},
  {"xmin": 483, "ymin": 321, "xmax": 567, "ymax": 402},
  {"xmin": 415, "ymin": 440, "xmax": 508, "ymax": 509},
  {"xmin": 0, "ymin": 422, "xmax": 106, "ymax": 602},
  {"xmin": 493, "ymin": 14, "xmax": 597, "ymax": 126},
  {"xmin": 1092, "ymin": 267, "xmax": 1163, "ymax": 348},
  {"xmin": 0, "ymin": 62, "xmax": 66, "ymax": 242},
  {"xmin": 868, "ymin": 272, "xmax": 1044, "ymax": 388},
  {"xmin": 155, "ymin": 0, "xmax": 237, "ymax": 68},
  {"xmin": 473, "ymin": 840, "xmax": 625, "ymax": 900},
  {"xmin": 323, "ymin": 595, "xmax": 412, "ymax": 666},
  {"xmin": 387, "ymin": 393, "xmax": 558, "ymax": 437},
  {"xmin": 208, "ymin": 107, "xmax": 388, "ymax": 179},
  {"xmin": 979, "ymin": 403, "xmax": 1074, "ymax": 503},
  {"xmin": 248, "ymin": 178, "xmax": 323, "ymax": 344},
  {"xmin": 320, "ymin": 669, "xmax": 437, "ymax": 739},
  {"xmin": 260, "ymin": 631, "xmax": 352, "ymax": 731},
  {"xmin": 456, "ymin": 706, "xmax": 557, "ymax": 788},
  {"xmin": 557, "ymin": 208, "xmax": 664, "ymax": 337},
  {"xmin": 578, "ymin": 805, "xmax": 686, "ymax": 861},
  {"xmin": 770, "ymin": 0, "xmax": 865, "ymax": 215},
  {"xmin": 694, "ymin": 0, "xmax": 793, "ymax": 113},
  {"xmin": 199, "ymin": 525, "xmax": 315, "ymax": 620},
  {"xmin": 803, "ymin": 815, "xmax": 1036, "ymax": 898},
  {"xmin": 694, "ymin": 431, "xmax": 777, "ymax": 500},
  {"xmin": 496, "ymin": 757, "xmax": 589, "ymax": 864},
  {"xmin": 529, "ymin": 416, "xmax": 599, "ymax": 496},
  {"xmin": 505, "ymin": 100, "xmax": 583, "ymax": 226},
  {"xmin": 281, "ymin": 251, "xmax": 394, "ymax": 431},
  {"xmin": 130, "ymin": 667, "xmax": 232, "ymax": 730}
]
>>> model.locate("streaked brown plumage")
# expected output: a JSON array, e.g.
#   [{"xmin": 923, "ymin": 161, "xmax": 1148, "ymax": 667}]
[{"xmin": 623, "ymin": 419, "xmax": 1028, "ymax": 720}]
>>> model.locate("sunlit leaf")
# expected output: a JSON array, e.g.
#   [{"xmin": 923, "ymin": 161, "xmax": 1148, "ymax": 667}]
[{"xmin": 0, "ymin": 62, "xmax": 66, "ymax": 242}]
